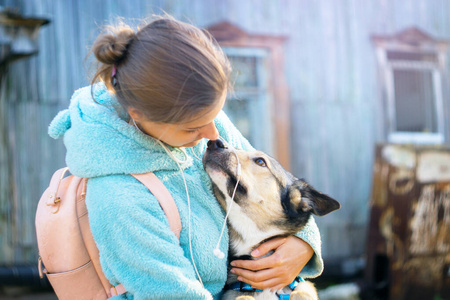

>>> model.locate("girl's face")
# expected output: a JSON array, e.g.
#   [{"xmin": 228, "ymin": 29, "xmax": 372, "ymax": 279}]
[{"xmin": 130, "ymin": 91, "xmax": 226, "ymax": 148}]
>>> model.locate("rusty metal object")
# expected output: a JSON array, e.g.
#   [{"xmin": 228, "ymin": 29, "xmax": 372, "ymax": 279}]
[{"xmin": 365, "ymin": 144, "xmax": 450, "ymax": 300}]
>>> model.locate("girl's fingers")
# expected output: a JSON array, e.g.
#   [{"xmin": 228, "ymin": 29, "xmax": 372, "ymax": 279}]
[
  {"xmin": 231, "ymin": 251, "xmax": 284, "ymax": 271},
  {"xmin": 229, "ymin": 236, "xmax": 314, "ymax": 291},
  {"xmin": 250, "ymin": 237, "xmax": 287, "ymax": 258}
]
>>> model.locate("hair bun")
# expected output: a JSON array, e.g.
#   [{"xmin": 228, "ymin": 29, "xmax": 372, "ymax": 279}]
[{"xmin": 93, "ymin": 26, "xmax": 135, "ymax": 65}]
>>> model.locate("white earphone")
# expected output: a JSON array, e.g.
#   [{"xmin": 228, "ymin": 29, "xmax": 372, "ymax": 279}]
[{"xmin": 213, "ymin": 142, "xmax": 241, "ymax": 259}]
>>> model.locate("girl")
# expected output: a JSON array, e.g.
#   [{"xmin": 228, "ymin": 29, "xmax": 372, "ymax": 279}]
[{"xmin": 48, "ymin": 15, "xmax": 323, "ymax": 299}]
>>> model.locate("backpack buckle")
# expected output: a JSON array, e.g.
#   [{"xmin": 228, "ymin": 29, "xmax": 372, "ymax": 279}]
[
  {"xmin": 46, "ymin": 195, "xmax": 61, "ymax": 213},
  {"xmin": 44, "ymin": 167, "xmax": 70, "ymax": 214}
]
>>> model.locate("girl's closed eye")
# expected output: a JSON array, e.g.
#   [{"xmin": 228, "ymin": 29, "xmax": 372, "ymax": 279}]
[{"xmin": 185, "ymin": 128, "xmax": 200, "ymax": 134}]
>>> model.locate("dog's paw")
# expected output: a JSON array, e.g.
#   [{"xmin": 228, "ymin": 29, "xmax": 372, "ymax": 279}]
[
  {"xmin": 235, "ymin": 296, "xmax": 256, "ymax": 300},
  {"xmin": 291, "ymin": 280, "xmax": 319, "ymax": 300}
]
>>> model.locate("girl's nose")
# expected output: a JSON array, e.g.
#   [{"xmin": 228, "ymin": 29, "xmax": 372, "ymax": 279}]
[{"xmin": 200, "ymin": 122, "xmax": 219, "ymax": 140}]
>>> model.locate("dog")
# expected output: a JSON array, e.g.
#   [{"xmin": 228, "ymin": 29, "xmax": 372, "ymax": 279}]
[{"xmin": 203, "ymin": 139, "xmax": 340, "ymax": 300}]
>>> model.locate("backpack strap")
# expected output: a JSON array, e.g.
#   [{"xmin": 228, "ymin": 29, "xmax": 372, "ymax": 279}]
[
  {"xmin": 80, "ymin": 171, "xmax": 181, "ymax": 298},
  {"xmin": 131, "ymin": 173, "xmax": 182, "ymax": 239}
]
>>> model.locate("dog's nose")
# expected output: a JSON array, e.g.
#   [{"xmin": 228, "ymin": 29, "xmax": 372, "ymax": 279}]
[{"xmin": 207, "ymin": 139, "xmax": 226, "ymax": 150}]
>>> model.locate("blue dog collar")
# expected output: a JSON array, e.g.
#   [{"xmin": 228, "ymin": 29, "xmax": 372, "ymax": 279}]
[
  {"xmin": 277, "ymin": 277, "xmax": 304, "ymax": 299},
  {"xmin": 288, "ymin": 276, "xmax": 304, "ymax": 290},
  {"xmin": 228, "ymin": 277, "xmax": 304, "ymax": 299},
  {"xmin": 229, "ymin": 281, "xmax": 263, "ymax": 293}
]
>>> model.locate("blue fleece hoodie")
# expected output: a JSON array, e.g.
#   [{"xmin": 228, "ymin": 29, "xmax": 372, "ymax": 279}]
[{"xmin": 48, "ymin": 84, "xmax": 323, "ymax": 299}]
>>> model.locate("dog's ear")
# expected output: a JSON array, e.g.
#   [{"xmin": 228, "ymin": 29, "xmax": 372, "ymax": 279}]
[{"xmin": 289, "ymin": 180, "xmax": 340, "ymax": 216}]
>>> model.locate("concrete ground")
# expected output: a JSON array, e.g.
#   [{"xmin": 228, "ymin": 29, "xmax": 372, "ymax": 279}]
[
  {"xmin": 0, "ymin": 287, "xmax": 57, "ymax": 300},
  {"xmin": 2, "ymin": 293, "xmax": 57, "ymax": 300}
]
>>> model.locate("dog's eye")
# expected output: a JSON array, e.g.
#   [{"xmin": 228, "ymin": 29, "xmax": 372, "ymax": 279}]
[{"xmin": 254, "ymin": 157, "xmax": 267, "ymax": 167}]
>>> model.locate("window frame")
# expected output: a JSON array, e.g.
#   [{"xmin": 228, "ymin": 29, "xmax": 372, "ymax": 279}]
[
  {"xmin": 206, "ymin": 21, "xmax": 291, "ymax": 169},
  {"xmin": 222, "ymin": 47, "xmax": 274, "ymax": 155},
  {"xmin": 385, "ymin": 57, "xmax": 445, "ymax": 144},
  {"xmin": 372, "ymin": 28, "xmax": 449, "ymax": 145}
]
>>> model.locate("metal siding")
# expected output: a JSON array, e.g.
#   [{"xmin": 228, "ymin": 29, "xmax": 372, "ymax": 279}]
[{"xmin": 1, "ymin": 0, "xmax": 450, "ymax": 266}]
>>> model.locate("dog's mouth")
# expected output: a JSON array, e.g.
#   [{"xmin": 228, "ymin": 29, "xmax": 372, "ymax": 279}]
[
  {"xmin": 203, "ymin": 140, "xmax": 247, "ymax": 200},
  {"xmin": 202, "ymin": 139, "xmax": 235, "ymax": 174},
  {"xmin": 203, "ymin": 149, "xmax": 237, "ymax": 181}
]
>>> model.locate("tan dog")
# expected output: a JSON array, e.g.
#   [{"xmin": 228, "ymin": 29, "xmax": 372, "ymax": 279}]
[{"xmin": 203, "ymin": 139, "xmax": 340, "ymax": 300}]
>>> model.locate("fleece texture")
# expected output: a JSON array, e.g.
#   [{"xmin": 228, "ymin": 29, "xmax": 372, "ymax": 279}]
[{"xmin": 48, "ymin": 84, "xmax": 323, "ymax": 300}]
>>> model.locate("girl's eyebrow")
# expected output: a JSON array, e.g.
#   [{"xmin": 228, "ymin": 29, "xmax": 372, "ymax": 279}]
[{"xmin": 186, "ymin": 124, "xmax": 208, "ymax": 130}]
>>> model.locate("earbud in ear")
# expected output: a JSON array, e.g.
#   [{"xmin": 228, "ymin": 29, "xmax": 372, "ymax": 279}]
[{"xmin": 213, "ymin": 248, "xmax": 225, "ymax": 259}]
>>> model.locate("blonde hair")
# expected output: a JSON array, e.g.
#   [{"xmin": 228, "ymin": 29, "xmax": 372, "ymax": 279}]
[{"xmin": 90, "ymin": 15, "xmax": 231, "ymax": 124}]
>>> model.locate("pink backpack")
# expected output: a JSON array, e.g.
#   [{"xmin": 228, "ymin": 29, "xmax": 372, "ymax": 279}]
[{"xmin": 35, "ymin": 167, "xmax": 182, "ymax": 299}]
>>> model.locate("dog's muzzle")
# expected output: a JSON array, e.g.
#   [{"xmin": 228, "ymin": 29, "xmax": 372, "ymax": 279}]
[
  {"xmin": 203, "ymin": 138, "xmax": 229, "ymax": 168},
  {"xmin": 207, "ymin": 139, "xmax": 227, "ymax": 150}
]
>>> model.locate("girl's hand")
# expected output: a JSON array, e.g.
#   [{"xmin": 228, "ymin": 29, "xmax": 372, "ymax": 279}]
[{"xmin": 229, "ymin": 236, "xmax": 314, "ymax": 291}]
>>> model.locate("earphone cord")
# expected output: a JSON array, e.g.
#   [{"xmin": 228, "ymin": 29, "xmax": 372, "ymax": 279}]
[
  {"xmin": 189, "ymin": 137, "xmax": 240, "ymax": 259},
  {"xmin": 214, "ymin": 151, "xmax": 240, "ymax": 253},
  {"xmin": 133, "ymin": 119, "xmax": 201, "ymax": 284},
  {"xmin": 190, "ymin": 140, "xmax": 204, "ymax": 161},
  {"xmin": 213, "ymin": 141, "xmax": 241, "ymax": 259},
  {"xmin": 155, "ymin": 135, "xmax": 241, "ymax": 284},
  {"xmin": 156, "ymin": 140, "xmax": 204, "ymax": 288}
]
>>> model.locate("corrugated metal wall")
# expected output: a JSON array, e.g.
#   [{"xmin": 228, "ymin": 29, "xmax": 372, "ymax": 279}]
[{"xmin": 1, "ymin": 0, "xmax": 450, "ymax": 269}]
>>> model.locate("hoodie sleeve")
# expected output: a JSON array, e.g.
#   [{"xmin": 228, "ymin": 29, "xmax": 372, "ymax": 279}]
[
  {"xmin": 214, "ymin": 110, "xmax": 324, "ymax": 278},
  {"xmin": 295, "ymin": 216, "xmax": 324, "ymax": 278},
  {"xmin": 86, "ymin": 175, "xmax": 213, "ymax": 300}
]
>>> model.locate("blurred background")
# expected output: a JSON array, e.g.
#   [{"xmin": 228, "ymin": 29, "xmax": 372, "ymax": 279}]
[{"xmin": 0, "ymin": 0, "xmax": 449, "ymax": 299}]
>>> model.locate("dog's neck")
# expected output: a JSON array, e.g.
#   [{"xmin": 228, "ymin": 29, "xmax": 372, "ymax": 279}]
[
  {"xmin": 222, "ymin": 197, "xmax": 287, "ymax": 257},
  {"xmin": 228, "ymin": 224, "xmax": 285, "ymax": 257},
  {"xmin": 227, "ymin": 232, "xmax": 277, "ymax": 287}
]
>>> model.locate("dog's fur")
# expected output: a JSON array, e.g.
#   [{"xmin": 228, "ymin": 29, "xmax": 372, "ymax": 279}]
[{"xmin": 203, "ymin": 140, "xmax": 340, "ymax": 300}]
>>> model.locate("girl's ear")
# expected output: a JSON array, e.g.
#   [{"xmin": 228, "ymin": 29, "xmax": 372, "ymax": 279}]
[
  {"xmin": 289, "ymin": 180, "xmax": 341, "ymax": 216},
  {"xmin": 128, "ymin": 107, "xmax": 145, "ymax": 123}
]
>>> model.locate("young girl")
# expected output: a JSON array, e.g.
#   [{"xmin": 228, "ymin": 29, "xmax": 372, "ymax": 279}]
[{"xmin": 48, "ymin": 15, "xmax": 324, "ymax": 299}]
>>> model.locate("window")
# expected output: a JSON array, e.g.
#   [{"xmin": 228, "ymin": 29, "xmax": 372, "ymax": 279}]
[
  {"xmin": 222, "ymin": 47, "xmax": 273, "ymax": 155},
  {"xmin": 373, "ymin": 28, "xmax": 448, "ymax": 144}
]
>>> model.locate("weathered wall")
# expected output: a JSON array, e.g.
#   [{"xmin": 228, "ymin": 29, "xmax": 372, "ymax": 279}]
[{"xmin": 1, "ymin": 0, "xmax": 450, "ymax": 271}]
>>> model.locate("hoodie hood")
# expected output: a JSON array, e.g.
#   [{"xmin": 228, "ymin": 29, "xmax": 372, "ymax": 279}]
[{"xmin": 48, "ymin": 84, "xmax": 193, "ymax": 177}]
